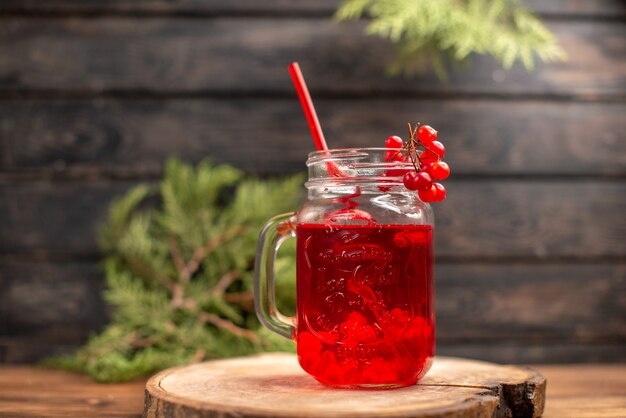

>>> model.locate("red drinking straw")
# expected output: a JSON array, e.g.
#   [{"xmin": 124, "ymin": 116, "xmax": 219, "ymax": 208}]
[
  {"xmin": 288, "ymin": 62, "xmax": 328, "ymax": 151},
  {"xmin": 288, "ymin": 62, "xmax": 344, "ymax": 177}
]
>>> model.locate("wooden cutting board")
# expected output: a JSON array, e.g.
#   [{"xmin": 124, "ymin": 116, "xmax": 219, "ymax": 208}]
[{"xmin": 143, "ymin": 353, "xmax": 546, "ymax": 418}]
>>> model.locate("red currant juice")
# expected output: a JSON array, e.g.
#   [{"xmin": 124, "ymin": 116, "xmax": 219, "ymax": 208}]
[{"xmin": 296, "ymin": 223, "xmax": 434, "ymax": 388}]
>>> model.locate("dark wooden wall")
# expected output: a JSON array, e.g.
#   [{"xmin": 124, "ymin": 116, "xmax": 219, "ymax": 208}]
[{"xmin": 1, "ymin": 0, "xmax": 625, "ymax": 364}]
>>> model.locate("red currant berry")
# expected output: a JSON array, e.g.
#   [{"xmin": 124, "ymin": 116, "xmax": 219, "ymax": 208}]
[
  {"xmin": 384, "ymin": 150, "xmax": 404, "ymax": 162},
  {"xmin": 417, "ymin": 125, "xmax": 437, "ymax": 146},
  {"xmin": 419, "ymin": 149, "xmax": 438, "ymax": 165},
  {"xmin": 415, "ymin": 171, "xmax": 433, "ymax": 190},
  {"xmin": 385, "ymin": 135, "xmax": 403, "ymax": 148},
  {"xmin": 426, "ymin": 161, "xmax": 450, "ymax": 180},
  {"xmin": 432, "ymin": 183, "xmax": 447, "ymax": 202},
  {"xmin": 403, "ymin": 171, "xmax": 418, "ymax": 190},
  {"xmin": 418, "ymin": 184, "xmax": 437, "ymax": 202},
  {"xmin": 428, "ymin": 141, "xmax": 445, "ymax": 158}
]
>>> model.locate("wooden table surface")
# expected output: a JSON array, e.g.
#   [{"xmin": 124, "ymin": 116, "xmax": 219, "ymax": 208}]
[{"xmin": 0, "ymin": 364, "xmax": 624, "ymax": 418}]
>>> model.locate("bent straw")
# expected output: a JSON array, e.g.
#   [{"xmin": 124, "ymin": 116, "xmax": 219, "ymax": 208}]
[{"xmin": 288, "ymin": 62, "xmax": 343, "ymax": 177}]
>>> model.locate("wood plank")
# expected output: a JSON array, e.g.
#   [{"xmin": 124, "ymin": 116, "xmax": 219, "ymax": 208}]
[
  {"xmin": 1, "ymin": 261, "xmax": 622, "ymax": 363},
  {"xmin": 1, "ymin": 99, "xmax": 625, "ymax": 177},
  {"xmin": 438, "ymin": 342, "xmax": 626, "ymax": 364},
  {"xmin": 436, "ymin": 263, "xmax": 626, "ymax": 341},
  {"xmin": 0, "ymin": 365, "xmax": 144, "ymax": 418},
  {"xmin": 539, "ymin": 367, "xmax": 626, "ymax": 418},
  {"xmin": 0, "ymin": 338, "xmax": 83, "ymax": 363},
  {"xmin": 0, "ymin": 261, "xmax": 107, "ymax": 338},
  {"xmin": 536, "ymin": 364, "xmax": 626, "ymax": 396},
  {"xmin": 439, "ymin": 181, "xmax": 626, "ymax": 258},
  {"xmin": 0, "ymin": 181, "xmax": 131, "ymax": 255},
  {"xmin": 1, "ymin": 364, "xmax": 624, "ymax": 418},
  {"xmin": 0, "ymin": 0, "xmax": 623, "ymax": 17},
  {"xmin": 543, "ymin": 396, "xmax": 626, "ymax": 418},
  {"xmin": 0, "ymin": 19, "xmax": 624, "ymax": 96},
  {"xmin": 1, "ymin": 180, "xmax": 624, "ymax": 257},
  {"xmin": 525, "ymin": 0, "xmax": 626, "ymax": 17},
  {"xmin": 0, "ymin": 0, "xmax": 340, "ymax": 15}
]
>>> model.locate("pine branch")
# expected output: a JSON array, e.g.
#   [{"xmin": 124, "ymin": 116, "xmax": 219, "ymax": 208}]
[
  {"xmin": 336, "ymin": 0, "xmax": 566, "ymax": 79},
  {"xmin": 167, "ymin": 234, "xmax": 189, "ymax": 280},
  {"xmin": 44, "ymin": 158, "xmax": 304, "ymax": 382},
  {"xmin": 211, "ymin": 270, "xmax": 240, "ymax": 296},
  {"xmin": 198, "ymin": 312, "xmax": 260, "ymax": 344},
  {"xmin": 223, "ymin": 291, "xmax": 254, "ymax": 306},
  {"xmin": 184, "ymin": 226, "xmax": 249, "ymax": 281}
]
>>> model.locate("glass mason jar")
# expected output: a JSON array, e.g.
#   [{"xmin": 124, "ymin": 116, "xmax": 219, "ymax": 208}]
[{"xmin": 255, "ymin": 148, "xmax": 435, "ymax": 389}]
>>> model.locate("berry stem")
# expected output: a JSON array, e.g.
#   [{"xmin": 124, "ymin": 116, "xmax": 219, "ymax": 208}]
[{"xmin": 403, "ymin": 123, "xmax": 422, "ymax": 172}]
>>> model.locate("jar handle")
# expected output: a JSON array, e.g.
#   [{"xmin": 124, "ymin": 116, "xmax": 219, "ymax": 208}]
[{"xmin": 254, "ymin": 212, "xmax": 297, "ymax": 340}]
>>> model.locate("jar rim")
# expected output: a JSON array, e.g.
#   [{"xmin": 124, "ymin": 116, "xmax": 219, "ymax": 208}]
[
  {"xmin": 306, "ymin": 147, "xmax": 405, "ymax": 166},
  {"xmin": 305, "ymin": 147, "xmax": 418, "ymax": 190}
]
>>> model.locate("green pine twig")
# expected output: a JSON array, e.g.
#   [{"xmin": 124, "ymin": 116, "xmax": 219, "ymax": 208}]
[{"xmin": 336, "ymin": 0, "xmax": 566, "ymax": 79}]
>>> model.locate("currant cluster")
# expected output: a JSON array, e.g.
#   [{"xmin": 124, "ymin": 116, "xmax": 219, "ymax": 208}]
[{"xmin": 384, "ymin": 123, "xmax": 450, "ymax": 202}]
